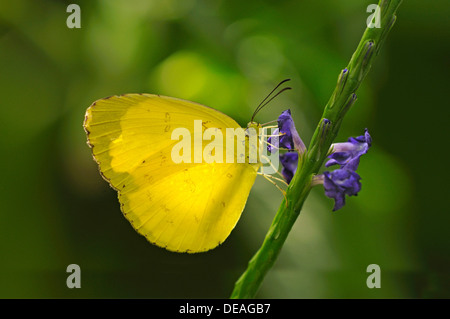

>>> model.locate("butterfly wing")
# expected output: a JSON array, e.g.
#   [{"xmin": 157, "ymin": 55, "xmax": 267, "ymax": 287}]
[{"xmin": 84, "ymin": 94, "xmax": 259, "ymax": 252}]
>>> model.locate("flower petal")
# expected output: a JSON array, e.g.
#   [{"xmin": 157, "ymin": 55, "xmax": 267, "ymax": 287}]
[
  {"xmin": 326, "ymin": 129, "xmax": 371, "ymax": 171},
  {"xmin": 323, "ymin": 169, "xmax": 362, "ymax": 211},
  {"xmin": 267, "ymin": 128, "xmax": 279, "ymax": 152},
  {"xmin": 277, "ymin": 109, "xmax": 306, "ymax": 153},
  {"xmin": 280, "ymin": 152, "xmax": 298, "ymax": 184}
]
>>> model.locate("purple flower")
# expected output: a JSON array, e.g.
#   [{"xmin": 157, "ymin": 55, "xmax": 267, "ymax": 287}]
[
  {"xmin": 267, "ymin": 110, "xmax": 371, "ymax": 211},
  {"xmin": 325, "ymin": 129, "xmax": 371, "ymax": 171},
  {"xmin": 267, "ymin": 109, "xmax": 306, "ymax": 183},
  {"xmin": 323, "ymin": 169, "xmax": 362, "ymax": 211},
  {"xmin": 268, "ymin": 110, "xmax": 306, "ymax": 153},
  {"xmin": 316, "ymin": 129, "xmax": 371, "ymax": 210},
  {"xmin": 269, "ymin": 111, "xmax": 371, "ymax": 211},
  {"xmin": 280, "ymin": 152, "xmax": 298, "ymax": 184}
]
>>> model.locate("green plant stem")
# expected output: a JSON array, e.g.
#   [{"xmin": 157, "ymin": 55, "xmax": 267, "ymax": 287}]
[{"xmin": 231, "ymin": 0, "xmax": 402, "ymax": 299}]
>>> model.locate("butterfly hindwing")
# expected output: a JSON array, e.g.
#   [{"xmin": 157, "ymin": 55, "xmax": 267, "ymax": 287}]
[{"xmin": 84, "ymin": 94, "xmax": 259, "ymax": 252}]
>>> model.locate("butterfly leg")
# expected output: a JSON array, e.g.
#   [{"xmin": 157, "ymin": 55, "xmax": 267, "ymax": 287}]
[
  {"xmin": 257, "ymin": 172, "xmax": 288, "ymax": 205},
  {"xmin": 260, "ymin": 154, "xmax": 289, "ymax": 184},
  {"xmin": 260, "ymin": 132, "xmax": 290, "ymax": 152}
]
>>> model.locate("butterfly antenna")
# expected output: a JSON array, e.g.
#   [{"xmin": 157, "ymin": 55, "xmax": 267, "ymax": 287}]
[
  {"xmin": 252, "ymin": 87, "xmax": 292, "ymax": 122},
  {"xmin": 251, "ymin": 79, "xmax": 291, "ymax": 122}
]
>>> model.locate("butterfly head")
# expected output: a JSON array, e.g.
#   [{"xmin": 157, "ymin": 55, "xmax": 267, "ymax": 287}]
[{"xmin": 246, "ymin": 121, "xmax": 262, "ymax": 132}]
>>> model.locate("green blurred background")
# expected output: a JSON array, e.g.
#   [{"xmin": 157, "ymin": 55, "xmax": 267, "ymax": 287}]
[{"xmin": 0, "ymin": 0, "xmax": 448, "ymax": 298}]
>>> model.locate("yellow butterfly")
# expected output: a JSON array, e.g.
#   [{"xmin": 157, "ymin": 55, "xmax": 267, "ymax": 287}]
[{"xmin": 84, "ymin": 93, "xmax": 264, "ymax": 253}]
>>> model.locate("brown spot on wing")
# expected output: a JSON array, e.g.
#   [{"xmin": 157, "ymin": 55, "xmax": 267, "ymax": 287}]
[{"xmin": 161, "ymin": 204, "xmax": 170, "ymax": 213}]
